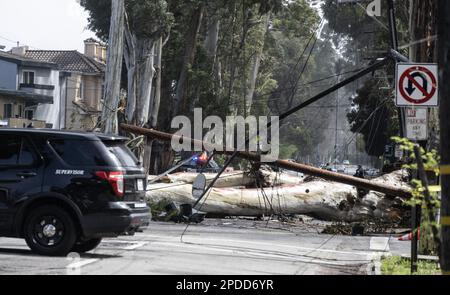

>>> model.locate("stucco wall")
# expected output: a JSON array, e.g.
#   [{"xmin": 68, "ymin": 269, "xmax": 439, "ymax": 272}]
[
  {"xmin": 0, "ymin": 59, "xmax": 18, "ymax": 90},
  {"xmin": 62, "ymin": 73, "xmax": 102, "ymax": 131},
  {"xmin": 34, "ymin": 69, "xmax": 61, "ymax": 128},
  {"xmin": 19, "ymin": 67, "xmax": 56, "ymax": 97},
  {"xmin": 83, "ymin": 75, "xmax": 103, "ymax": 111}
]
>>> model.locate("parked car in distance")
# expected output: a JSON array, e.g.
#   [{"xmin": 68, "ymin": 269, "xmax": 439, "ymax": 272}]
[{"xmin": 0, "ymin": 129, "xmax": 151, "ymax": 256}]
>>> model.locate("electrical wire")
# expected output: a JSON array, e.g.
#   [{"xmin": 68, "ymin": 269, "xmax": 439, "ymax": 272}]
[
  {"xmin": 180, "ymin": 17, "xmax": 326, "ymax": 242},
  {"xmin": 335, "ymin": 97, "xmax": 391, "ymax": 157}
]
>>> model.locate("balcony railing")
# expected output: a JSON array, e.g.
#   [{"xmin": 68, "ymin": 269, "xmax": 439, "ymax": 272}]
[
  {"xmin": 19, "ymin": 83, "xmax": 55, "ymax": 90},
  {"xmin": 0, "ymin": 118, "xmax": 47, "ymax": 128}
]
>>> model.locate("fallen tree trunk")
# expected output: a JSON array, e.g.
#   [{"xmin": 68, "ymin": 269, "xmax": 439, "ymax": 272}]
[
  {"xmin": 146, "ymin": 170, "xmax": 410, "ymax": 223},
  {"xmin": 149, "ymin": 169, "xmax": 305, "ymax": 188}
]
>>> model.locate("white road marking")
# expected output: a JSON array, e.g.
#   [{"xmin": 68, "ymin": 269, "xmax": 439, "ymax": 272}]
[
  {"xmin": 66, "ymin": 259, "xmax": 99, "ymax": 269},
  {"xmin": 122, "ymin": 242, "xmax": 148, "ymax": 250},
  {"xmin": 369, "ymin": 237, "xmax": 390, "ymax": 252},
  {"xmin": 101, "ymin": 239, "xmax": 149, "ymax": 249}
]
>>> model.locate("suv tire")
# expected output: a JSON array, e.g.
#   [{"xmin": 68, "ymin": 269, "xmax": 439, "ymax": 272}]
[
  {"xmin": 72, "ymin": 238, "xmax": 102, "ymax": 253},
  {"xmin": 24, "ymin": 205, "xmax": 77, "ymax": 256}
]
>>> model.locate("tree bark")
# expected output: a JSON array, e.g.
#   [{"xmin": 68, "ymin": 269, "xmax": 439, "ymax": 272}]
[
  {"xmin": 149, "ymin": 170, "xmax": 305, "ymax": 188},
  {"xmin": 141, "ymin": 37, "xmax": 164, "ymax": 175},
  {"xmin": 101, "ymin": 0, "xmax": 125, "ymax": 134},
  {"xmin": 245, "ymin": 13, "xmax": 270, "ymax": 115},
  {"xmin": 410, "ymin": 0, "xmax": 439, "ymax": 150},
  {"xmin": 173, "ymin": 5, "xmax": 205, "ymax": 116},
  {"xmin": 135, "ymin": 39, "xmax": 156, "ymax": 127},
  {"xmin": 124, "ymin": 15, "xmax": 137, "ymax": 124},
  {"xmin": 146, "ymin": 170, "xmax": 409, "ymax": 222},
  {"xmin": 150, "ymin": 36, "xmax": 163, "ymax": 128},
  {"xmin": 204, "ymin": 17, "xmax": 220, "ymax": 61},
  {"xmin": 438, "ymin": 0, "xmax": 450, "ymax": 275}
]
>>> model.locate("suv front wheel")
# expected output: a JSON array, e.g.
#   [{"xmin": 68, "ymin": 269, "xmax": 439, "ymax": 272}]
[{"xmin": 24, "ymin": 205, "xmax": 77, "ymax": 256}]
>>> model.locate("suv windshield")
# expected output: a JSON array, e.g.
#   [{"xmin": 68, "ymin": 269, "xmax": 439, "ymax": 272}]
[{"xmin": 103, "ymin": 141, "xmax": 140, "ymax": 168}]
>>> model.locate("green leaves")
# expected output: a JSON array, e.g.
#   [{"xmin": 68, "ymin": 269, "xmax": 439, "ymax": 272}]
[
  {"xmin": 391, "ymin": 137, "xmax": 441, "ymax": 210},
  {"xmin": 80, "ymin": 0, "xmax": 173, "ymax": 41},
  {"xmin": 126, "ymin": 0, "xmax": 173, "ymax": 40}
]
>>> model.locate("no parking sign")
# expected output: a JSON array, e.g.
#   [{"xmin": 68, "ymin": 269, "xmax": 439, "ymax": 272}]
[{"xmin": 396, "ymin": 63, "xmax": 438, "ymax": 107}]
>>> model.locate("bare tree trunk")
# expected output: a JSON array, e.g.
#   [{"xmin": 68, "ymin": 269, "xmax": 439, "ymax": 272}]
[
  {"xmin": 135, "ymin": 39, "xmax": 156, "ymax": 127},
  {"xmin": 150, "ymin": 37, "xmax": 163, "ymax": 128},
  {"xmin": 204, "ymin": 17, "xmax": 220, "ymax": 62},
  {"xmin": 204, "ymin": 16, "xmax": 222, "ymax": 93},
  {"xmin": 245, "ymin": 13, "xmax": 270, "ymax": 115},
  {"xmin": 101, "ymin": 0, "xmax": 125, "ymax": 134},
  {"xmin": 173, "ymin": 6, "xmax": 205, "ymax": 116},
  {"xmin": 150, "ymin": 170, "xmax": 305, "ymax": 187},
  {"xmin": 124, "ymin": 15, "xmax": 137, "ymax": 124},
  {"xmin": 144, "ymin": 37, "xmax": 163, "ymax": 175}
]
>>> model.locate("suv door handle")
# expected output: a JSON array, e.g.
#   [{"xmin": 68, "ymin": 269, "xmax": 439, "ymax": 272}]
[{"xmin": 17, "ymin": 172, "xmax": 37, "ymax": 178}]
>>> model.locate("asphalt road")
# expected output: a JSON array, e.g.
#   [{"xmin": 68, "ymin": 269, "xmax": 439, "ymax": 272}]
[{"xmin": 0, "ymin": 219, "xmax": 409, "ymax": 275}]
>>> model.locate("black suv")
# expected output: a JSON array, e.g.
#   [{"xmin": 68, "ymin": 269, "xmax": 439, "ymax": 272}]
[{"xmin": 0, "ymin": 129, "xmax": 150, "ymax": 256}]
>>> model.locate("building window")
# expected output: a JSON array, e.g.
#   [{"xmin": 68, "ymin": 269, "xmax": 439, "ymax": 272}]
[
  {"xmin": 3, "ymin": 104, "xmax": 12, "ymax": 119},
  {"xmin": 18, "ymin": 105, "xmax": 23, "ymax": 118},
  {"xmin": 23, "ymin": 71, "xmax": 35, "ymax": 85},
  {"xmin": 77, "ymin": 82, "xmax": 84, "ymax": 100}
]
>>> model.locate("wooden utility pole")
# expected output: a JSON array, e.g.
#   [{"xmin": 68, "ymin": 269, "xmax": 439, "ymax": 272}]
[
  {"xmin": 438, "ymin": 0, "xmax": 450, "ymax": 275},
  {"xmin": 120, "ymin": 123, "xmax": 412, "ymax": 199},
  {"xmin": 101, "ymin": 0, "xmax": 125, "ymax": 135}
]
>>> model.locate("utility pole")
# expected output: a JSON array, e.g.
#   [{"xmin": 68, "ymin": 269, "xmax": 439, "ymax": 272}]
[
  {"xmin": 334, "ymin": 84, "xmax": 339, "ymax": 163},
  {"xmin": 438, "ymin": 0, "xmax": 450, "ymax": 275},
  {"xmin": 387, "ymin": 0, "xmax": 405, "ymax": 138}
]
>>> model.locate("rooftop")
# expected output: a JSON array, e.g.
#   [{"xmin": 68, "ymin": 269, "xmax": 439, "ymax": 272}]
[
  {"xmin": 0, "ymin": 50, "xmax": 57, "ymax": 69},
  {"xmin": 24, "ymin": 50, "xmax": 105, "ymax": 74}
]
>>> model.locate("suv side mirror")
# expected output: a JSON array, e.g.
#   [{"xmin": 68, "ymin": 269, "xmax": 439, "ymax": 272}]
[{"xmin": 192, "ymin": 174, "xmax": 207, "ymax": 199}]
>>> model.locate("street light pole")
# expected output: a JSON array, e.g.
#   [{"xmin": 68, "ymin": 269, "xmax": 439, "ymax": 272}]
[{"xmin": 437, "ymin": 0, "xmax": 450, "ymax": 275}]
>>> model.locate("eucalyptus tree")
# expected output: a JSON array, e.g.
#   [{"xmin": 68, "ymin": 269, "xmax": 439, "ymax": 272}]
[{"xmin": 81, "ymin": 0, "xmax": 173, "ymax": 129}]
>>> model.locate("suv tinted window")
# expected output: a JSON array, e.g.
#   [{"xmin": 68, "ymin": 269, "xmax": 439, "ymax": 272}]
[
  {"xmin": 0, "ymin": 135, "xmax": 34, "ymax": 166},
  {"xmin": 49, "ymin": 139, "xmax": 108, "ymax": 167},
  {"xmin": 19, "ymin": 139, "xmax": 34, "ymax": 165},
  {"xmin": 103, "ymin": 141, "xmax": 139, "ymax": 168}
]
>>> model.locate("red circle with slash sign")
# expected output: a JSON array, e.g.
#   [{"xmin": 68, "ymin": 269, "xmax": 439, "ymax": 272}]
[{"xmin": 399, "ymin": 66, "xmax": 437, "ymax": 105}]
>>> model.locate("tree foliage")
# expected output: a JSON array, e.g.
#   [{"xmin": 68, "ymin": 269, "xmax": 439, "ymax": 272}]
[
  {"xmin": 322, "ymin": 0, "xmax": 410, "ymax": 156},
  {"xmin": 81, "ymin": 0, "xmax": 351, "ymax": 170}
]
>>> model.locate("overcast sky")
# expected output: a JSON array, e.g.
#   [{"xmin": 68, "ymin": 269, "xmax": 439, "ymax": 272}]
[{"xmin": 0, "ymin": 0, "xmax": 96, "ymax": 52}]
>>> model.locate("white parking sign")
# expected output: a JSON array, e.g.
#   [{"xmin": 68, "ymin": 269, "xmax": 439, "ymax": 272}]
[{"xmin": 405, "ymin": 108, "xmax": 428, "ymax": 141}]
